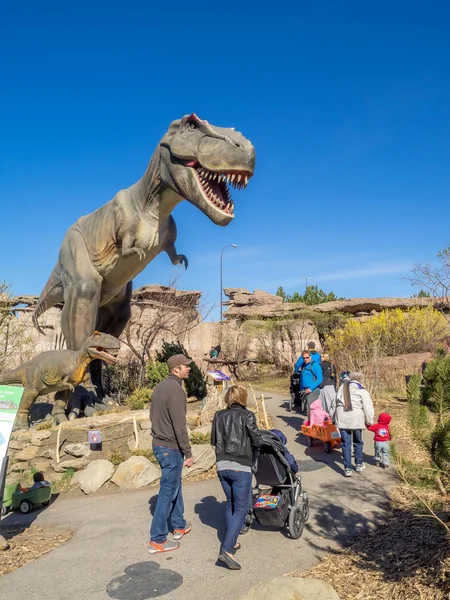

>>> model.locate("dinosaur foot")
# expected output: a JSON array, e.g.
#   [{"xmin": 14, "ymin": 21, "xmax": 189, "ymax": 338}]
[{"xmin": 12, "ymin": 416, "xmax": 30, "ymax": 431}]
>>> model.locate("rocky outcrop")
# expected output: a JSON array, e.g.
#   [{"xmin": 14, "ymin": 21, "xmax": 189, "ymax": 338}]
[
  {"xmin": 238, "ymin": 576, "xmax": 340, "ymax": 600},
  {"xmin": 8, "ymin": 285, "xmax": 201, "ymax": 363},
  {"xmin": 223, "ymin": 288, "xmax": 438, "ymax": 320}
]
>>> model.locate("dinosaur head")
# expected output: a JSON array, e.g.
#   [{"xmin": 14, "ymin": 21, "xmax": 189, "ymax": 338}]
[
  {"xmin": 159, "ymin": 114, "xmax": 255, "ymax": 226},
  {"xmin": 84, "ymin": 332, "xmax": 121, "ymax": 364}
]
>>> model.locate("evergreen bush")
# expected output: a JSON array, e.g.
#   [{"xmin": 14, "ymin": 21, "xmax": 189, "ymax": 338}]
[
  {"xmin": 125, "ymin": 387, "xmax": 152, "ymax": 410},
  {"xmin": 146, "ymin": 361, "xmax": 169, "ymax": 388},
  {"xmin": 156, "ymin": 341, "xmax": 207, "ymax": 399}
]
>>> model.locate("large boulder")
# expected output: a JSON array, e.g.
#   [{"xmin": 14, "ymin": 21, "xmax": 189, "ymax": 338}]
[
  {"xmin": 111, "ymin": 456, "xmax": 161, "ymax": 489},
  {"xmin": 182, "ymin": 444, "xmax": 215, "ymax": 479},
  {"xmin": 238, "ymin": 577, "xmax": 340, "ymax": 600},
  {"xmin": 72, "ymin": 459, "xmax": 115, "ymax": 494}
]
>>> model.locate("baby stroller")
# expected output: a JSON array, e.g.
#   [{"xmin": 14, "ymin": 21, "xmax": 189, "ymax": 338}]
[
  {"xmin": 288, "ymin": 374, "xmax": 307, "ymax": 413},
  {"xmin": 242, "ymin": 431, "xmax": 309, "ymax": 539}
]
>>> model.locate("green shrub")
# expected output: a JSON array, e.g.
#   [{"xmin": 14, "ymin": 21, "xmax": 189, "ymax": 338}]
[
  {"xmin": 146, "ymin": 361, "xmax": 169, "ymax": 388},
  {"xmin": 156, "ymin": 341, "xmax": 207, "ymax": 400},
  {"xmin": 125, "ymin": 387, "xmax": 152, "ymax": 410},
  {"xmin": 52, "ymin": 468, "xmax": 76, "ymax": 494},
  {"xmin": 190, "ymin": 432, "xmax": 211, "ymax": 445}
]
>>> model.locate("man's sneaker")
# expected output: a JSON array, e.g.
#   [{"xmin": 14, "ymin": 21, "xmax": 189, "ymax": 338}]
[
  {"xmin": 383, "ymin": 464, "xmax": 390, "ymax": 469},
  {"xmin": 148, "ymin": 540, "xmax": 180, "ymax": 554},
  {"xmin": 355, "ymin": 463, "xmax": 366, "ymax": 472},
  {"xmin": 173, "ymin": 522, "xmax": 192, "ymax": 540},
  {"xmin": 344, "ymin": 468, "xmax": 353, "ymax": 477}
]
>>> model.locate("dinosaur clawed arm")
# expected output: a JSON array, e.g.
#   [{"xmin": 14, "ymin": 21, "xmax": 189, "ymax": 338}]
[
  {"xmin": 165, "ymin": 243, "xmax": 188, "ymax": 270},
  {"xmin": 122, "ymin": 247, "xmax": 146, "ymax": 260}
]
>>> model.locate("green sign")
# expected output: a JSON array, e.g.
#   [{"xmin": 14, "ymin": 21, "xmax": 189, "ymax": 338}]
[{"xmin": 0, "ymin": 385, "xmax": 24, "ymax": 462}]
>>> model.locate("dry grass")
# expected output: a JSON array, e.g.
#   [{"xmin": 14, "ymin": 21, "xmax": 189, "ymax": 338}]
[{"xmin": 244, "ymin": 374, "xmax": 290, "ymax": 396}]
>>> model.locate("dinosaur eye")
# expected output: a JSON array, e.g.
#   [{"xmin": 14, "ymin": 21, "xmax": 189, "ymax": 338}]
[{"xmin": 187, "ymin": 120, "xmax": 197, "ymax": 131}]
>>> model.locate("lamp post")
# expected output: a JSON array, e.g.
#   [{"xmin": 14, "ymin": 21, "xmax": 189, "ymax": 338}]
[
  {"xmin": 301, "ymin": 277, "xmax": 311, "ymax": 292},
  {"xmin": 220, "ymin": 244, "xmax": 237, "ymax": 322}
]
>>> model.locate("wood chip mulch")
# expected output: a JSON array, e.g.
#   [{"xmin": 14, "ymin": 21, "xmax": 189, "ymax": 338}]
[
  {"xmin": 296, "ymin": 500, "xmax": 450, "ymax": 599},
  {"xmin": 0, "ymin": 526, "xmax": 73, "ymax": 577}
]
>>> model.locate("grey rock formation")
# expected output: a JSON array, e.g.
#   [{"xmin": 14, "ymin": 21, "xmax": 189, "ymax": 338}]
[
  {"xmin": 111, "ymin": 456, "xmax": 161, "ymax": 489},
  {"xmin": 72, "ymin": 459, "xmax": 115, "ymax": 494}
]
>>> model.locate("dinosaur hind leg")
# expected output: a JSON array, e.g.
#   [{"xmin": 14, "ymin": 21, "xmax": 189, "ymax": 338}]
[
  {"xmin": 14, "ymin": 390, "xmax": 38, "ymax": 430},
  {"xmin": 60, "ymin": 230, "xmax": 103, "ymax": 350},
  {"xmin": 90, "ymin": 282, "xmax": 133, "ymax": 399}
]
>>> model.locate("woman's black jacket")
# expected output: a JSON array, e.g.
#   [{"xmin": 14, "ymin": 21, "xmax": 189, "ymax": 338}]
[{"xmin": 211, "ymin": 404, "xmax": 264, "ymax": 467}]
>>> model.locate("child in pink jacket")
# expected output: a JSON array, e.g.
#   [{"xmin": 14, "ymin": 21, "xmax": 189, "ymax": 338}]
[{"xmin": 305, "ymin": 398, "xmax": 331, "ymax": 427}]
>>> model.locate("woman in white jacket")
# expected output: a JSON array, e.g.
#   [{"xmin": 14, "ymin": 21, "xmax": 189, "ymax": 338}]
[{"xmin": 333, "ymin": 372, "xmax": 374, "ymax": 477}]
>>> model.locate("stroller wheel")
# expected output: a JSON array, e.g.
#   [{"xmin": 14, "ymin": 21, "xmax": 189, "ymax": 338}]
[
  {"xmin": 308, "ymin": 436, "xmax": 314, "ymax": 447},
  {"xmin": 240, "ymin": 512, "xmax": 252, "ymax": 535},
  {"xmin": 288, "ymin": 505, "xmax": 304, "ymax": 540},
  {"xmin": 301, "ymin": 493, "xmax": 310, "ymax": 522},
  {"xmin": 323, "ymin": 442, "xmax": 332, "ymax": 453}
]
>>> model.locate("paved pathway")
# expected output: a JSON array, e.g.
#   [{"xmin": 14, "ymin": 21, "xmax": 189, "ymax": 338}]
[{"xmin": 0, "ymin": 391, "xmax": 395, "ymax": 600}]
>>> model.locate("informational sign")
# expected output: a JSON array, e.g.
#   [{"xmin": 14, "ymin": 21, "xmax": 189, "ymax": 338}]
[
  {"xmin": 88, "ymin": 429, "xmax": 102, "ymax": 451},
  {"xmin": 0, "ymin": 385, "xmax": 24, "ymax": 508},
  {"xmin": 0, "ymin": 385, "xmax": 24, "ymax": 462},
  {"xmin": 207, "ymin": 370, "xmax": 231, "ymax": 382}
]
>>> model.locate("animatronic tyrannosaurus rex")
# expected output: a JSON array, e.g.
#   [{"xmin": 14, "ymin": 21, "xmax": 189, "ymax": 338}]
[
  {"xmin": 0, "ymin": 332, "xmax": 120, "ymax": 429},
  {"xmin": 33, "ymin": 114, "xmax": 255, "ymax": 398}
]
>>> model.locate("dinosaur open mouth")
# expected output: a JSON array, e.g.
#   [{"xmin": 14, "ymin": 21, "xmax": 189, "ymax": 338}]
[
  {"xmin": 190, "ymin": 162, "xmax": 252, "ymax": 216},
  {"xmin": 93, "ymin": 347, "xmax": 119, "ymax": 364}
]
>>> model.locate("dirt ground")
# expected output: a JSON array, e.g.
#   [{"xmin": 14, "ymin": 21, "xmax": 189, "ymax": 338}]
[{"xmin": 0, "ymin": 526, "xmax": 73, "ymax": 577}]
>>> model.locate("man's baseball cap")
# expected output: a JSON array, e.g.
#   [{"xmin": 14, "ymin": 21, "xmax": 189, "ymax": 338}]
[
  {"xmin": 307, "ymin": 341, "xmax": 316, "ymax": 349},
  {"xmin": 167, "ymin": 354, "xmax": 192, "ymax": 370}
]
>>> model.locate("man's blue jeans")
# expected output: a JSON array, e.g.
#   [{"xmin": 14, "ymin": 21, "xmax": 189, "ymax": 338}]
[
  {"xmin": 217, "ymin": 470, "xmax": 252, "ymax": 554},
  {"xmin": 340, "ymin": 429, "xmax": 363, "ymax": 470},
  {"xmin": 150, "ymin": 445, "xmax": 186, "ymax": 543}
]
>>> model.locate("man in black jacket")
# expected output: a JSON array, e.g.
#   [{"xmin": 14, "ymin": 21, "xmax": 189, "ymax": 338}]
[{"xmin": 149, "ymin": 354, "xmax": 194, "ymax": 554}]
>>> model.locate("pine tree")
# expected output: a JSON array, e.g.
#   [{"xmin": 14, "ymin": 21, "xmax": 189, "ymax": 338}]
[{"xmin": 156, "ymin": 341, "xmax": 207, "ymax": 400}]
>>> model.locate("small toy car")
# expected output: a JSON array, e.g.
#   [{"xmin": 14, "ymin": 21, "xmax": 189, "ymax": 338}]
[
  {"xmin": 9, "ymin": 485, "xmax": 52, "ymax": 514},
  {"xmin": 301, "ymin": 422, "xmax": 342, "ymax": 453}
]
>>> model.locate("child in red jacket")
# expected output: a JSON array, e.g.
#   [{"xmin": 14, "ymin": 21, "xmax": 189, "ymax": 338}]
[{"xmin": 368, "ymin": 413, "xmax": 392, "ymax": 468}]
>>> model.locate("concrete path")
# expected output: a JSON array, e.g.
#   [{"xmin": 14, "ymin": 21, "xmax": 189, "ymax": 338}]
[{"xmin": 0, "ymin": 391, "xmax": 395, "ymax": 600}]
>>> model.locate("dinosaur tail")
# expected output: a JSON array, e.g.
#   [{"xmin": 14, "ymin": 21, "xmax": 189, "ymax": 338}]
[
  {"xmin": 33, "ymin": 265, "xmax": 64, "ymax": 335},
  {"xmin": 0, "ymin": 366, "xmax": 25, "ymax": 385}
]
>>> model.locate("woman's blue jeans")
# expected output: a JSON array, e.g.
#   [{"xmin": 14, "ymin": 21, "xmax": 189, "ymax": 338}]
[
  {"xmin": 150, "ymin": 445, "xmax": 186, "ymax": 543},
  {"xmin": 340, "ymin": 429, "xmax": 363, "ymax": 470},
  {"xmin": 217, "ymin": 469, "xmax": 252, "ymax": 554}
]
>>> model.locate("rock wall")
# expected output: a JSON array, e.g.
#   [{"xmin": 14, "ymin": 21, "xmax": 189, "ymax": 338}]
[{"xmin": 5, "ymin": 286, "xmax": 445, "ymax": 374}]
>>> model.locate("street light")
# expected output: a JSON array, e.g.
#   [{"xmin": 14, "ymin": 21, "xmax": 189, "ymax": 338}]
[
  {"xmin": 301, "ymin": 277, "xmax": 311, "ymax": 292},
  {"xmin": 220, "ymin": 244, "xmax": 237, "ymax": 322}
]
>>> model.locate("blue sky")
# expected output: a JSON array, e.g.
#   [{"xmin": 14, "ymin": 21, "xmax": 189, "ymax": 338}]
[{"xmin": 1, "ymin": 2, "xmax": 449, "ymax": 320}]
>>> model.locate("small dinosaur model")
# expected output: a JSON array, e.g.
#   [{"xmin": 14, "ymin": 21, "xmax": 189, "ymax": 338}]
[
  {"xmin": 0, "ymin": 332, "xmax": 120, "ymax": 429},
  {"xmin": 33, "ymin": 114, "xmax": 255, "ymax": 400}
]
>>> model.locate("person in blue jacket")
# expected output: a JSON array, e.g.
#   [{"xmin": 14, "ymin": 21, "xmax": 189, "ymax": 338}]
[
  {"xmin": 294, "ymin": 341, "xmax": 321, "ymax": 373},
  {"xmin": 298, "ymin": 349, "xmax": 323, "ymax": 410}
]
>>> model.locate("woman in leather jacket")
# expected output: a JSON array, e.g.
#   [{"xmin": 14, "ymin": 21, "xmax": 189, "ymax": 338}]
[{"xmin": 211, "ymin": 385, "xmax": 263, "ymax": 570}]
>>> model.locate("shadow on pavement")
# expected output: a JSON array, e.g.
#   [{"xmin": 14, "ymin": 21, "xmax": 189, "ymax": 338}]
[
  {"xmin": 194, "ymin": 495, "xmax": 226, "ymax": 543},
  {"xmin": 305, "ymin": 477, "xmax": 391, "ymax": 550}
]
